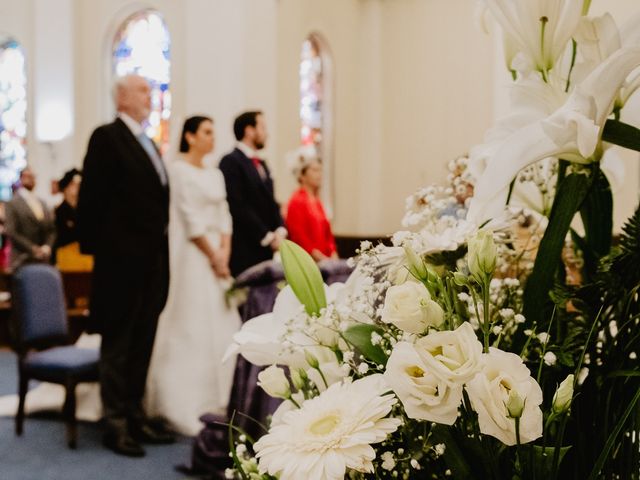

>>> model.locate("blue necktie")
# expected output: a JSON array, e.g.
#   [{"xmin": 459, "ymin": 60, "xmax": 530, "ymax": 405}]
[{"xmin": 137, "ymin": 133, "xmax": 168, "ymax": 186}]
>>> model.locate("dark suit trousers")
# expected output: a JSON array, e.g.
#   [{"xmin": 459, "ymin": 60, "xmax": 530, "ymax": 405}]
[{"xmin": 91, "ymin": 247, "xmax": 169, "ymax": 431}]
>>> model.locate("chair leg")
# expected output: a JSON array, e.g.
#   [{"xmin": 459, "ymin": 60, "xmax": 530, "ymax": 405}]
[
  {"xmin": 15, "ymin": 369, "xmax": 28, "ymax": 436},
  {"xmin": 63, "ymin": 381, "xmax": 77, "ymax": 449}
]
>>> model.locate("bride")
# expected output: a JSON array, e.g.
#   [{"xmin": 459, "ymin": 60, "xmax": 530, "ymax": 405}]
[{"xmin": 145, "ymin": 115, "xmax": 241, "ymax": 435}]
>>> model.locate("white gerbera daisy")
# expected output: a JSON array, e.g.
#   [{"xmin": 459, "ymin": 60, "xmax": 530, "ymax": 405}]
[{"xmin": 254, "ymin": 374, "xmax": 401, "ymax": 480}]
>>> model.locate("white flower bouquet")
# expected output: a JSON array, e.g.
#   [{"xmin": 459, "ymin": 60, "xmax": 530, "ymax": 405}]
[{"xmin": 225, "ymin": 1, "xmax": 640, "ymax": 478}]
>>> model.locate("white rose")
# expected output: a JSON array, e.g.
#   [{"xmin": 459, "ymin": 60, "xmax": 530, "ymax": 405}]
[
  {"xmin": 466, "ymin": 348, "xmax": 543, "ymax": 446},
  {"xmin": 384, "ymin": 342, "xmax": 462, "ymax": 424},
  {"xmin": 382, "ymin": 282, "xmax": 445, "ymax": 334},
  {"xmin": 415, "ymin": 322, "xmax": 483, "ymax": 385},
  {"xmin": 257, "ymin": 365, "xmax": 291, "ymax": 399}
]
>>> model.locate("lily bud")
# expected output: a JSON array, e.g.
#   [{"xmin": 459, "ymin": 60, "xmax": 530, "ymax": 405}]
[
  {"xmin": 506, "ymin": 389, "xmax": 525, "ymax": 419},
  {"xmin": 552, "ymin": 374, "xmax": 574, "ymax": 414},
  {"xmin": 257, "ymin": 365, "xmax": 291, "ymax": 399},
  {"xmin": 468, "ymin": 230, "xmax": 497, "ymax": 281}
]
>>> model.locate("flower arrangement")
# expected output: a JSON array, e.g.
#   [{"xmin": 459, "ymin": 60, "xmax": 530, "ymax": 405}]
[{"xmin": 225, "ymin": 1, "xmax": 640, "ymax": 479}]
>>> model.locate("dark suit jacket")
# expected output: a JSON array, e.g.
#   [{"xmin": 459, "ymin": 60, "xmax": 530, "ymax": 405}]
[
  {"xmin": 77, "ymin": 118, "xmax": 169, "ymax": 261},
  {"xmin": 77, "ymin": 118, "xmax": 170, "ymax": 325},
  {"xmin": 5, "ymin": 193, "xmax": 56, "ymax": 270},
  {"xmin": 219, "ymin": 148, "xmax": 283, "ymax": 276}
]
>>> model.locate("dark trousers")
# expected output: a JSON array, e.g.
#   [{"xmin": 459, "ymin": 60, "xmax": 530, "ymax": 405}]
[{"xmin": 91, "ymin": 248, "xmax": 169, "ymax": 432}]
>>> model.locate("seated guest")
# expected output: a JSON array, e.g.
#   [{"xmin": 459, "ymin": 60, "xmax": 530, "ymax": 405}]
[
  {"xmin": 285, "ymin": 146, "xmax": 338, "ymax": 261},
  {"xmin": 5, "ymin": 167, "xmax": 56, "ymax": 271},
  {"xmin": 54, "ymin": 168, "xmax": 93, "ymax": 271}
]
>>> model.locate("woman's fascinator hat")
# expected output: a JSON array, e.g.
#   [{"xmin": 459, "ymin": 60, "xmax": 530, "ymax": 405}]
[{"xmin": 286, "ymin": 145, "xmax": 320, "ymax": 179}]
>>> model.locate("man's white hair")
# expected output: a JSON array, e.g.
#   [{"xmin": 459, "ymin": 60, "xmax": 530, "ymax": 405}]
[{"xmin": 111, "ymin": 74, "xmax": 144, "ymax": 105}]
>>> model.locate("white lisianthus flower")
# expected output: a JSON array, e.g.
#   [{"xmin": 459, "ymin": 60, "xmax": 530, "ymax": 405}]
[
  {"xmin": 552, "ymin": 374, "xmax": 574, "ymax": 414},
  {"xmin": 384, "ymin": 342, "xmax": 463, "ymax": 425},
  {"xmin": 415, "ymin": 322, "xmax": 484, "ymax": 385},
  {"xmin": 466, "ymin": 348, "xmax": 543, "ymax": 445},
  {"xmin": 254, "ymin": 374, "xmax": 401, "ymax": 480},
  {"xmin": 382, "ymin": 282, "xmax": 445, "ymax": 334},
  {"xmin": 257, "ymin": 365, "xmax": 291, "ymax": 399}
]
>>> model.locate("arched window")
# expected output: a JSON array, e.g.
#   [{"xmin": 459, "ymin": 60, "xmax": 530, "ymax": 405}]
[
  {"xmin": 0, "ymin": 37, "xmax": 27, "ymax": 200},
  {"xmin": 112, "ymin": 10, "xmax": 171, "ymax": 153},
  {"xmin": 299, "ymin": 33, "xmax": 334, "ymax": 215}
]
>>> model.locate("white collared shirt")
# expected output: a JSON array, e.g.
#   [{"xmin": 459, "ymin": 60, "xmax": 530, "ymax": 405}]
[
  {"xmin": 18, "ymin": 188, "xmax": 45, "ymax": 221},
  {"xmin": 118, "ymin": 112, "xmax": 144, "ymax": 137},
  {"xmin": 236, "ymin": 141, "xmax": 261, "ymax": 161}
]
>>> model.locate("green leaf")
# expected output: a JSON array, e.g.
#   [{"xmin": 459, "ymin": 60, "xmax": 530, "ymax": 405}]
[
  {"xmin": 607, "ymin": 370, "xmax": 640, "ymax": 378},
  {"xmin": 342, "ymin": 324, "xmax": 388, "ymax": 366},
  {"xmin": 531, "ymin": 445, "xmax": 572, "ymax": 477},
  {"xmin": 579, "ymin": 167, "xmax": 613, "ymax": 277},
  {"xmin": 602, "ymin": 119, "xmax": 640, "ymax": 152},
  {"xmin": 587, "ymin": 386, "xmax": 640, "ymax": 480},
  {"xmin": 280, "ymin": 240, "xmax": 326, "ymax": 316},
  {"xmin": 523, "ymin": 172, "xmax": 593, "ymax": 324},
  {"xmin": 430, "ymin": 425, "xmax": 475, "ymax": 480}
]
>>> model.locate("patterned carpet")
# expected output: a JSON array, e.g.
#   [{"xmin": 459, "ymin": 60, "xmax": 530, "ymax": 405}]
[{"xmin": 0, "ymin": 349, "xmax": 198, "ymax": 480}]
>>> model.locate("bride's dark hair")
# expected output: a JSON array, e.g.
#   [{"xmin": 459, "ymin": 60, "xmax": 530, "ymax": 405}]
[{"xmin": 179, "ymin": 115, "xmax": 213, "ymax": 153}]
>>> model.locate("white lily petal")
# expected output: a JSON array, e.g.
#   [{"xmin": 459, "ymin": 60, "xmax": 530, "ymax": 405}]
[
  {"xmin": 468, "ymin": 123, "xmax": 566, "ymax": 223},
  {"xmin": 578, "ymin": 46, "xmax": 640, "ymax": 126},
  {"xmin": 468, "ymin": 46, "xmax": 640, "ymax": 224},
  {"xmin": 575, "ymin": 13, "xmax": 621, "ymax": 65},
  {"xmin": 485, "ymin": 0, "xmax": 582, "ymax": 73},
  {"xmin": 601, "ymin": 148, "xmax": 625, "ymax": 193}
]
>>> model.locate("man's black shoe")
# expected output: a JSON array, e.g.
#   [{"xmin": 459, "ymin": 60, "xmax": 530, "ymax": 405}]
[
  {"xmin": 130, "ymin": 421, "xmax": 176, "ymax": 444},
  {"xmin": 102, "ymin": 431, "xmax": 146, "ymax": 457}
]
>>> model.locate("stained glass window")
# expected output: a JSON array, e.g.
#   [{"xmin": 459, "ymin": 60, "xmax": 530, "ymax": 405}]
[
  {"xmin": 300, "ymin": 36, "xmax": 324, "ymax": 150},
  {"xmin": 112, "ymin": 10, "xmax": 171, "ymax": 153},
  {"xmin": 299, "ymin": 34, "xmax": 334, "ymax": 216},
  {"xmin": 0, "ymin": 38, "xmax": 27, "ymax": 200}
]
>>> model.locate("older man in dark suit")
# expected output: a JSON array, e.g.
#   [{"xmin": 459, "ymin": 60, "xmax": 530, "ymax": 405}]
[
  {"xmin": 5, "ymin": 167, "xmax": 56, "ymax": 270},
  {"xmin": 219, "ymin": 111, "xmax": 286, "ymax": 277},
  {"xmin": 77, "ymin": 74, "xmax": 174, "ymax": 457}
]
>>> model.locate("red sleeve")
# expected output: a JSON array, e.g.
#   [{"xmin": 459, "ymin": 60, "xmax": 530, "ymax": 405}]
[{"xmin": 286, "ymin": 193, "xmax": 318, "ymax": 255}]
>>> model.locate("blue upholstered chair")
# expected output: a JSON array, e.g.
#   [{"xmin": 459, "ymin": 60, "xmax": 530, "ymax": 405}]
[{"xmin": 12, "ymin": 264, "xmax": 99, "ymax": 448}]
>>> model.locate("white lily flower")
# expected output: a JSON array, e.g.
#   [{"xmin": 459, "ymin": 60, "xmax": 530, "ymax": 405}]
[
  {"xmin": 468, "ymin": 47, "xmax": 640, "ymax": 224},
  {"xmin": 482, "ymin": 0, "xmax": 583, "ymax": 74}
]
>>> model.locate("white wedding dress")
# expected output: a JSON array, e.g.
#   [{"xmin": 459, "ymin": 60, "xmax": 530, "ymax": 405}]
[{"xmin": 144, "ymin": 160, "xmax": 241, "ymax": 435}]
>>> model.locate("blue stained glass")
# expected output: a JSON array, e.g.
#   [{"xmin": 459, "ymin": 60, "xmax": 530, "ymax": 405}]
[
  {"xmin": 300, "ymin": 37, "xmax": 324, "ymax": 150},
  {"xmin": 0, "ymin": 38, "xmax": 27, "ymax": 201}
]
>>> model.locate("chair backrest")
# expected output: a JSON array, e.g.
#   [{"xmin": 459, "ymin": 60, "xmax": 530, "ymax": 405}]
[{"xmin": 12, "ymin": 264, "xmax": 68, "ymax": 347}]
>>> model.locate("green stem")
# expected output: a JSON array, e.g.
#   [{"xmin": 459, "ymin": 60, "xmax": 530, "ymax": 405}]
[
  {"xmin": 537, "ymin": 306, "xmax": 556, "ymax": 384},
  {"xmin": 314, "ymin": 365, "xmax": 329, "ymax": 389},
  {"xmin": 286, "ymin": 394, "xmax": 301, "ymax": 409},
  {"xmin": 482, "ymin": 276, "xmax": 492, "ymax": 353},
  {"xmin": 551, "ymin": 415, "xmax": 569, "ymax": 479}
]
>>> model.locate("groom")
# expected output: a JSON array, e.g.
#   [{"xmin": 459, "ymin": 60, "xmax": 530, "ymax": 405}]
[
  {"xmin": 219, "ymin": 111, "xmax": 286, "ymax": 276},
  {"xmin": 77, "ymin": 74, "xmax": 174, "ymax": 457}
]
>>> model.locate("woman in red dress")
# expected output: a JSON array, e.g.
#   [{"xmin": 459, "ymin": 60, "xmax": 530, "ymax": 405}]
[{"xmin": 286, "ymin": 147, "xmax": 337, "ymax": 261}]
